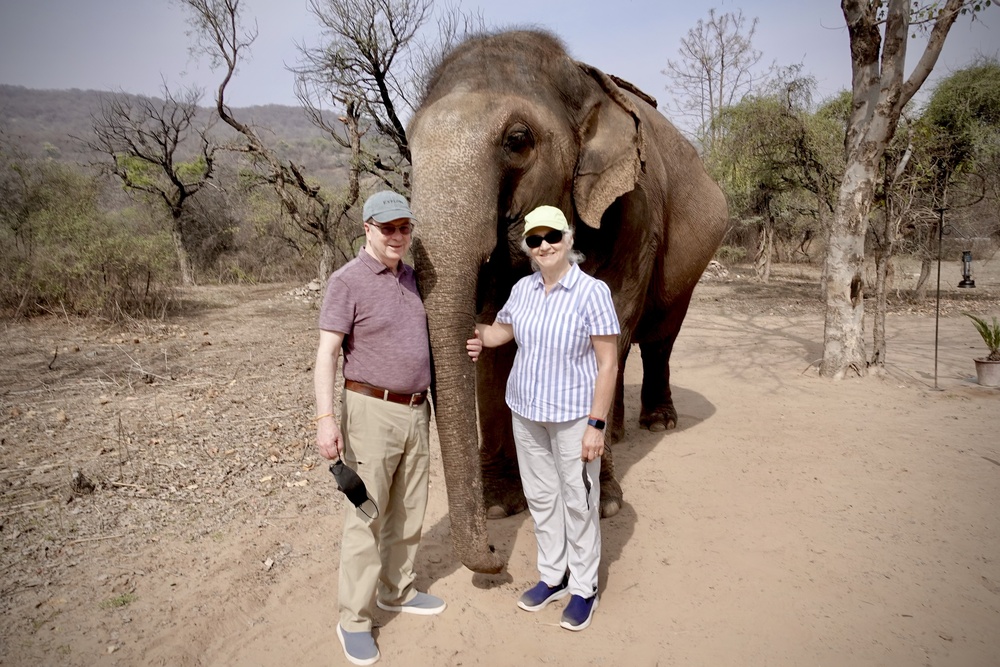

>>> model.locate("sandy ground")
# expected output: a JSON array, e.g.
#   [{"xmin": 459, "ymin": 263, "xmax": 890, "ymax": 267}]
[{"xmin": 2, "ymin": 260, "xmax": 999, "ymax": 667}]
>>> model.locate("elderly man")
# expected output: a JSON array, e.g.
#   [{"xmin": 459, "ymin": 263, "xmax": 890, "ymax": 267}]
[{"xmin": 314, "ymin": 191, "xmax": 444, "ymax": 666}]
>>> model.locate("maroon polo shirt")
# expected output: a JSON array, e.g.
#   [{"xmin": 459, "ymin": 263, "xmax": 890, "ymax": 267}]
[{"xmin": 319, "ymin": 248, "xmax": 431, "ymax": 394}]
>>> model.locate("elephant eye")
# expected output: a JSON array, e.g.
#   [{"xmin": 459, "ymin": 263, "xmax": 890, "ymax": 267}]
[{"xmin": 503, "ymin": 124, "xmax": 535, "ymax": 156}]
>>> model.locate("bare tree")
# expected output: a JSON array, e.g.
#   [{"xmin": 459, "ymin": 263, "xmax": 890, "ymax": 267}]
[
  {"xmin": 86, "ymin": 85, "xmax": 216, "ymax": 285},
  {"xmin": 819, "ymin": 0, "xmax": 983, "ymax": 379},
  {"xmin": 292, "ymin": 0, "xmax": 485, "ymax": 187},
  {"xmin": 662, "ymin": 8, "xmax": 766, "ymax": 150},
  {"xmin": 296, "ymin": 0, "xmax": 431, "ymax": 168},
  {"xmin": 181, "ymin": 0, "xmax": 357, "ymax": 280}
]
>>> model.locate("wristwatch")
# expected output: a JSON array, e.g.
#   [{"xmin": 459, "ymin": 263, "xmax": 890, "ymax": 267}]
[{"xmin": 587, "ymin": 416, "xmax": 606, "ymax": 430}]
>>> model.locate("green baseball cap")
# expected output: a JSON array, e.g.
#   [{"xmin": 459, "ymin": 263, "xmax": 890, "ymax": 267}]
[{"xmin": 362, "ymin": 191, "xmax": 415, "ymax": 223}]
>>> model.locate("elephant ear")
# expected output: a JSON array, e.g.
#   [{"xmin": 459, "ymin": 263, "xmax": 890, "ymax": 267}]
[{"xmin": 572, "ymin": 62, "xmax": 647, "ymax": 229}]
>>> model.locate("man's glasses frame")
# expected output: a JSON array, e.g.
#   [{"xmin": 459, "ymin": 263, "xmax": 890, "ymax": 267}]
[
  {"xmin": 525, "ymin": 229, "xmax": 564, "ymax": 248},
  {"xmin": 370, "ymin": 222, "xmax": 413, "ymax": 236}
]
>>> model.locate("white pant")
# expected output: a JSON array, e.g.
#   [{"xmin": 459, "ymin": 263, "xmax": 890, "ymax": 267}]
[{"xmin": 511, "ymin": 413, "xmax": 601, "ymax": 598}]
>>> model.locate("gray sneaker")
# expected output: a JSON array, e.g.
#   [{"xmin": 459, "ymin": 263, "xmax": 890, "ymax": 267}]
[
  {"xmin": 376, "ymin": 591, "xmax": 446, "ymax": 615},
  {"xmin": 337, "ymin": 624, "xmax": 379, "ymax": 666}
]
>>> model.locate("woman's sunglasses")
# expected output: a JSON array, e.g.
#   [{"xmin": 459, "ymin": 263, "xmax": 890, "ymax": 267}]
[
  {"xmin": 372, "ymin": 222, "xmax": 413, "ymax": 236},
  {"xmin": 525, "ymin": 229, "xmax": 564, "ymax": 248}
]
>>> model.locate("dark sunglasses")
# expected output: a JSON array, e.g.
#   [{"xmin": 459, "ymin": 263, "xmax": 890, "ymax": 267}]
[
  {"xmin": 525, "ymin": 229, "xmax": 564, "ymax": 248},
  {"xmin": 371, "ymin": 222, "xmax": 413, "ymax": 236}
]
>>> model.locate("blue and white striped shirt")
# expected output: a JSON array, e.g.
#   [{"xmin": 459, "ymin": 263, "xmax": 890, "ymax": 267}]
[{"xmin": 497, "ymin": 263, "xmax": 620, "ymax": 423}]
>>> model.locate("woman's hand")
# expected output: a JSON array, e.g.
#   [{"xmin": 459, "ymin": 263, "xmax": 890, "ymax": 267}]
[
  {"xmin": 581, "ymin": 424, "xmax": 605, "ymax": 462},
  {"xmin": 468, "ymin": 322, "xmax": 513, "ymax": 361},
  {"xmin": 466, "ymin": 329, "xmax": 483, "ymax": 362}
]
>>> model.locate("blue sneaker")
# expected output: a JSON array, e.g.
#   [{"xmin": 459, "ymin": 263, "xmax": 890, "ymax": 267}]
[
  {"xmin": 336, "ymin": 624, "xmax": 379, "ymax": 665},
  {"xmin": 560, "ymin": 594, "xmax": 599, "ymax": 631},
  {"xmin": 517, "ymin": 573, "xmax": 569, "ymax": 612},
  {"xmin": 376, "ymin": 591, "xmax": 446, "ymax": 615}
]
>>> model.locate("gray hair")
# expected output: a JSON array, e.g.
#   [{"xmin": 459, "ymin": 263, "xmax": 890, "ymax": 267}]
[{"xmin": 521, "ymin": 227, "xmax": 585, "ymax": 270}]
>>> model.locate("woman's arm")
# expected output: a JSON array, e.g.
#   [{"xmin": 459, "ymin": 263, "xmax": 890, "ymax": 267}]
[
  {"xmin": 466, "ymin": 322, "xmax": 515, "ymax": 362},
  {"xmin": 582, "ymin": 334, "xmax": 618, "ymax": 461}
]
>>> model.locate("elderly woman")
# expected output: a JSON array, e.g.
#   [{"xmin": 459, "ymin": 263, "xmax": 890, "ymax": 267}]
[{"xmin": 467, "ymin": 205, "xmax": 620, "ymax": 631}]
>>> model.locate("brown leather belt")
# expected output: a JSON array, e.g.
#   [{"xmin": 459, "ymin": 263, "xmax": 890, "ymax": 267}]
[{"xmin": 344, "ymin": 379, "xmax": 427, "ymax": 407}]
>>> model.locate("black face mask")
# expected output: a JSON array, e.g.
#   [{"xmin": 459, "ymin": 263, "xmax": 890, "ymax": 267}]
[{"xmin": 329, "ymin": 459, "xmax": 379, "ymax": 520}]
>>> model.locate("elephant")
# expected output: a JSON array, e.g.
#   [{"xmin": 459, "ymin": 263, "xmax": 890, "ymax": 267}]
[{"xmin": 408, "ymin": 30, "xmax": 728, "ymax": 574}]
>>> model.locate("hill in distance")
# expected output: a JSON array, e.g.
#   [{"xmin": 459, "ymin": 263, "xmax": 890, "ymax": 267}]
[{"xmin": 0, "ymin": 84, "xmax": 350, "ymax": 187}]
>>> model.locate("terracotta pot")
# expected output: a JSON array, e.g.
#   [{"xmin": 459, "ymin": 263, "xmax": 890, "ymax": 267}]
[{"xmin": 973, "ymin": 358, "xmax": 1000, "ymax": 387}]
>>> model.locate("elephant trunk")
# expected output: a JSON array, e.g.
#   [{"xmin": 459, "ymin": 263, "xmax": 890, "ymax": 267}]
[
  {"xmin": 430, "ymin": 293, "xmax": 505, "ymax": 574},
  {"xmin": 410, "ymin": 100, "xmax": 509, "ymax": 573},
  {"xmin": 416, "ymin": 251, "xmax": 505, "ymax": 574}
]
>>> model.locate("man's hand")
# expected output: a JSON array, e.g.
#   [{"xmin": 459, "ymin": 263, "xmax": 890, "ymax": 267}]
[{"xmin": 317, "ymin": 417, "xmax": 344, "ymax": 460}]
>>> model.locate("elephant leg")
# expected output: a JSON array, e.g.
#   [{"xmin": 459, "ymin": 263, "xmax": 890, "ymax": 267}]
[
  {"xmin": 599, "ymin": 442, "xmax": 623, "ymax": 518},
  {"xmin": 599, "ymin": 339, "xmax": 632, "ymax": 519},
  {"xmin": 477, "ymin": 342, "xmax": 527, "ymax": 519},
  {"xmin": 606, "ymin": 342, "xmax": 631, "ymax": 446},
  {"xmin": 599, "ymin": 375, "xmax": 625, "ymax": 518},
  {"xmin": 638, "ymin": 287, "xmax": 696, "ymax": 432},
  {"xmin": 638, "ymin": 337, "xmax": 678, "ymax": 431}
]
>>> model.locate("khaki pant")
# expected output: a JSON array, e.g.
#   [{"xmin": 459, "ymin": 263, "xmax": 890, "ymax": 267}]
[{"xmin": 338, "ymin": 390, "xmax": 430, "ymax": 632}]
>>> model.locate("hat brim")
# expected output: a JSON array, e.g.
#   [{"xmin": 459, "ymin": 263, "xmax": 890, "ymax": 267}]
[
  {"xmin": 368, "ymin": 207, "xmax": 416, "ymax": 224},
  {"xmin": 523, "ymin": 219, "xmax": 569, "ymax": 236}
]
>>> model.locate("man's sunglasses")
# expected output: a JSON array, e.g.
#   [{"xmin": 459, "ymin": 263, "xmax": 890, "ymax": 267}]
[
  {"xmin": 371, "ymin": 222, "xmax": 413, "ymax": 236},
  {"xmin": 525, "ymin": 229, "xmax": 564, "ymax": 248}
]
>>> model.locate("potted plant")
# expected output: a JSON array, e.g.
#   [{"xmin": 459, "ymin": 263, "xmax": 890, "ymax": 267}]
[{"xmin": 963, "ymin": 312, "xmax": 1000, "ymax": 387}]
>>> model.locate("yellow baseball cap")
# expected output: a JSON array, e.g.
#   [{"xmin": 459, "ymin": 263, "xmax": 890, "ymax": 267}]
[{"xmin": 523, "ymin": 205, "xmax": 570, "ymax": 236}]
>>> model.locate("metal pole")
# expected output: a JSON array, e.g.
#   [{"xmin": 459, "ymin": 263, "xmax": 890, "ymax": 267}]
[{"xmin": 933, "ymin": 207, "xmax": 946, "ymax": 391}]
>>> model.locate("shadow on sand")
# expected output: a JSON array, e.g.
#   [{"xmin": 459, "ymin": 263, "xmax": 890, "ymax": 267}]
[{"xmin": 408, "ymin": 382, "xmax": 716, "ymax": 601}]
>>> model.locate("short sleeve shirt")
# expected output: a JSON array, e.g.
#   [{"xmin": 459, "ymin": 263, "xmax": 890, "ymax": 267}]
[
  {"xmin": 319, "ymin": 249, "xmax": 431, "ymax": 394},
  {"xmin": 496, "ymin": 263, "xmax": 620, "ymax": 422}
]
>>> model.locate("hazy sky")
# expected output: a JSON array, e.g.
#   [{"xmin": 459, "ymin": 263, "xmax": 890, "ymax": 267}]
[{"xmin": 0, "ymin": 0, "xmax": 996, "ymax": 114}]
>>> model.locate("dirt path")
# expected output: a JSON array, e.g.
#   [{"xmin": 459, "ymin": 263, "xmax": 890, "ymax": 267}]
[{"xmin": 2, "ymin": 266, "xmax": 999, "ymax": 667}]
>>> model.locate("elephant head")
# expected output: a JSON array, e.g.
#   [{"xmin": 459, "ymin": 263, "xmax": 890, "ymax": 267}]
[{"xmin": 408, "ymin": 31, "xmax": 650, "ymax": 574}]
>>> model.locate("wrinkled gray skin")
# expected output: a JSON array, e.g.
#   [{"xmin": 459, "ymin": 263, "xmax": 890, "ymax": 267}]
[{"xmin": 409, "ymin": 31, "xmax": 728, "ymax": 574}]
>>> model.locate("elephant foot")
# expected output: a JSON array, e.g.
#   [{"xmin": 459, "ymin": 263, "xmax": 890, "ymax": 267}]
[
  {"xmin": 484, "ymin": 486, "xmax": 528, "ymax": 520},
  {"xmin": 600, "ymin": 496, "xmax": 621, "ymax": 518},
  {"xmin": 639, "ymin": 407, "xmax": 677, "ymax": 432},
  {"xmin": 598, "ymin": 475, "xmax": 623, "ymax": 519}
]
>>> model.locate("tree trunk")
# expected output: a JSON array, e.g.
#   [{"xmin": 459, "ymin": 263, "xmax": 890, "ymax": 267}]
[
  {"xmin": 318, "ymin": 242, "xmax": 334, "ymax": 283},
  {"xmin": 870, "ymin": 234, "xmax": 891, "ymax": 371},
  {"xmin": 914, "ymin": 255, "xmax": 933, "ymax": 300},
  {"xmin": 820, "ymin": 160, "xmax": 876, "ymax": 378},
  {"xmin": 171, "ymin": 220, "xmax": 194, "ymax": 286},
  {"xmin": 913, "ymin": 220, "xmax": 937, "ymax": 299},
  {"xmin": 754, "ymin": 221, "xmax": 773, "ymax": 283}
]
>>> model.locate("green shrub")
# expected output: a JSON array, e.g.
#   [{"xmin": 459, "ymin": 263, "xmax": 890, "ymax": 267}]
[{"xmin": 0, "ymin": 161, "xmax": 175, "ymax": 320}]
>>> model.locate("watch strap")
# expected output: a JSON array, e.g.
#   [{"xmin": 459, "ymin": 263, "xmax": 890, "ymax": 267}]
[{"xmin": 587, "ymin": 416, "xmax": 606, "ymax": 430}]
